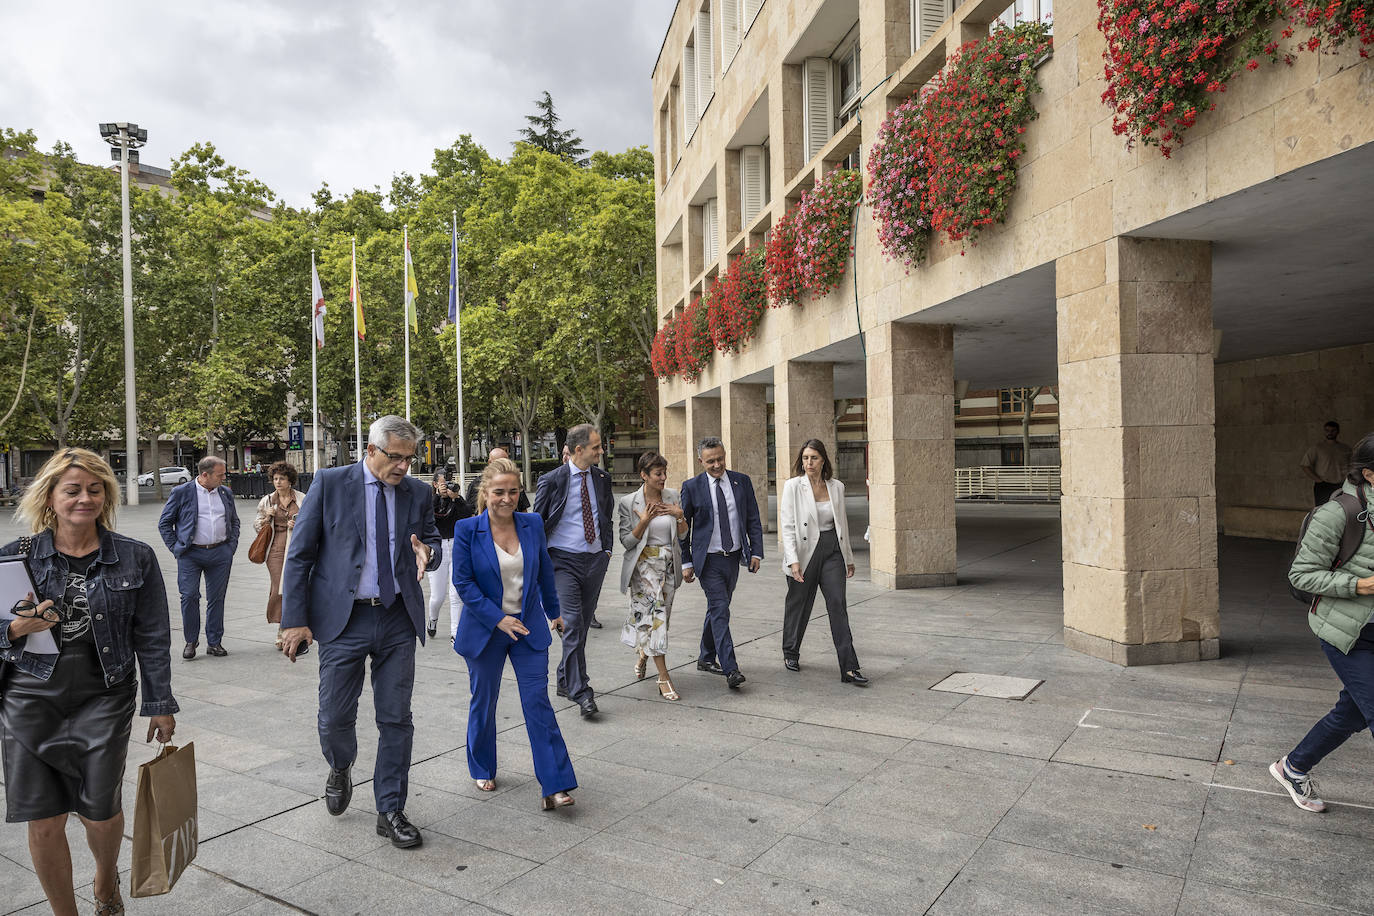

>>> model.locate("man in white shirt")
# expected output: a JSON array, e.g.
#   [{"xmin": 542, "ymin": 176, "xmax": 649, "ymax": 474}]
[{"xmin": 158, "ymin": 456, "xmax": 240, "ymax": 658}]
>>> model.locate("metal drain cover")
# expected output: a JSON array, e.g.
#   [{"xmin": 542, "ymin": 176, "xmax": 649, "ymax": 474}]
[{"xmin": 930, "ymin": 672, "xmax": 1043, "ymax": 700}]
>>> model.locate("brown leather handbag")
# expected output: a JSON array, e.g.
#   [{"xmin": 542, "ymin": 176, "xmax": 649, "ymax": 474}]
[{"xmin": 247, "ymin": 523, "xmax": 271, "ymax": 564}]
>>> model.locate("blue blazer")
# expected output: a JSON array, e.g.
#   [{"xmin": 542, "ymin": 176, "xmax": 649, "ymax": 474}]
[
  {"xmin": 280, "ymin": 463, "xmax": 442, "ymax": 645},
  {"xmin": 157, "ymin": 480, "xmax": 240, "ymax": 557},
  {"xmin": 678, "ymin": 469, "xmax": 764, "ymax": 572},
  {"xmin": 451, "ymin": 511, "xmax": 561, "ymax": 659},
  {"xmin": 532, "ymin": 462, "xmax": 615, "ymax": 553}
]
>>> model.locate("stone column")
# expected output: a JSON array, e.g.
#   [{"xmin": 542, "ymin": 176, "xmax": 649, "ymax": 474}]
[
  {"xmin": 683, "ymin": 394, "xmax": 722, "ymax": 485},
  {"xmin": 1057, "ymin": 237, "xmax": 1218, "ymax": 665},
  {"xmin": 722, "ymin": 381, "xmax": 770, "ymax": 532},
  {"xmin": 775, "ymin": 360, "xmax": 836, "ymax": 491},
  {"xmin": 865, "ymin": 322, "xmax": 957, "ymax": 589},
  {"xmin": 661, "ymin": 404, "xmax": 689, "ymax": 491}
]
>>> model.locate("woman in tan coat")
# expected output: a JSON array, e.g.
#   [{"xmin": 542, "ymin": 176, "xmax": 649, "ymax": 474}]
[{"xmin": 253, "ymin": 461, "xmax": 306, "ymax": 650}]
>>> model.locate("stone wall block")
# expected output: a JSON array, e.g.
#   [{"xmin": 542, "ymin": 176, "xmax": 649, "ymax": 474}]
[
  {"xmin": 1120, "ymin": 497, "xmax": 1205, "ymax": 571},
  {"xmin": 1119, "ymin": 354, "xmax": 1215, "ymax": 428},
  {"xmin": 1057, "ymin": 357, "xmax": 1125, "ymax": 431},
  {"xmin": 1060, "ymin": 495, "xmax": 1125, "ymax": 568},
  {"xmin": 895, "ymin": 527, "xmax": 959, "ymax": 573},
  {"xmin": 1206, "ymin": 109, "xmax": 1277, "ymax": 200},
  {"xmin": 1274, "ymin": 64, "xmax": 1374, "ymax": 174},
  {"xmin": 1057, "ymin": 284, "xmax": 1125, "ymax": 364},
  {"xmin": 1117, "ymin": 237, "xmax": 1212, "ymax": 284},
  {"xmin": 1136, "ymin": 425, "xmax": 1216, "ymax": 498},
  {"xmin": 1132, "ymin": 280, "xmax": 1214, "ymax": 355},
  {"xmin": 1063, "ymin": 562, "xmax": 1137, "ymax": 644},
  {"xmin": 1059, "ymin": 428, "xmax": 1129, "ymax": 499},
  {"xmin": 891, "ymin": 394, "xmax": 956, "ymax": 441},
  {"xmin": 1138, "ymin": 569, "xmax": 1186, "ymax": 643},
  {"xmin": 1055, "ymin": 243, "xmax": 1106, "ymax": 299}
]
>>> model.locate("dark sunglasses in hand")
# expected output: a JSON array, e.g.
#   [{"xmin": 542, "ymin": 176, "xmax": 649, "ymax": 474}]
[{"xmin": 12, "ymin": 599, "xmax": 60, "ymax": 622}]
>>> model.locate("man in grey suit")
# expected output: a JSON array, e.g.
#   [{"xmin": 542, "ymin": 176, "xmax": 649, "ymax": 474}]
[{"xmin": 280, "ymin": 416, "xmax": 441, "ymax": 849}]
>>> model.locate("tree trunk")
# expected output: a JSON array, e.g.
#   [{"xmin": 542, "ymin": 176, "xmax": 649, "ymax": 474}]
[{"xmin": 1021, "ymin": 386, "xmax": 1043, "ymax": 468}]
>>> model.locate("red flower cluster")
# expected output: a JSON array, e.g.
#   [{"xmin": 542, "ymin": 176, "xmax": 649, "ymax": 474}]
[
  {"xmin": 650, "ymin": 316, "xmax": 679, "ymax": 379},
  {"xmin": 673, "ymin": 296, "xmax": 714, "ymax": 382},
  {"xmin": 867, "ymin": 22, "xmax": 1052, "ymax": 262},
  {"xmin": 1099, "ymin": 0, "xmax": 1285, "ymax": 155},
  {"xmin": 707, "ymin": 246, "xmax": 768, "ymax": 354},
  {"xmin": 1286, "ymin": 0, "xmax": 1373, "ymax": 56},
  {"xmin": 763, "ymin": 168, "xmax": 862, "ymax": 306}
]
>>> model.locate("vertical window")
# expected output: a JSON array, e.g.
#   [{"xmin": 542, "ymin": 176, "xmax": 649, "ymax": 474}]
[
  {"xmin": 722, "ymin": 0, "xmax": 740, "ymax": 69},
  {"xmin": 696, "ymin": 8, "xmax": 715, "ymax": 115},
  {"xmin": 997, "ymin": 0, "xmax": 1053, "ymax": 29},
  {"xmin": 803, "ymin": 57, "xmax": 834, "ymax": 161},
  {"xmin": 911, "ymin": 0, "xmax": 954, "ymax": 50},
  {"xmin": 740, "ymin": 145, "xmax": 767, "ymax": 225},
  {"xmin": 834, "ymin": 33, "xmax": 861, "ymax": 128},
  {"xmin": 998, "ymin": 387, "xmax": 1036, "ymax": 414},
  {"xmin": 702, "ymin": 197, "xmax": 719, "ymax": 267},
  {"xmin": 683, "ymin": 45, "xmax": 698, "ymax": 140}
]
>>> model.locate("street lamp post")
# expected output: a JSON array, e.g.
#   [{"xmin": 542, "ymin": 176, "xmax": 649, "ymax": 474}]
[{"xmin": 99, "ymin": 122, "xmax": 146, "ymax": 506}]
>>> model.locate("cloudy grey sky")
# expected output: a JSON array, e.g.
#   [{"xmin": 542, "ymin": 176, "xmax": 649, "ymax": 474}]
[{"xmin": 3, "ymin": 1, "xmax": 676, "ymax": 206}]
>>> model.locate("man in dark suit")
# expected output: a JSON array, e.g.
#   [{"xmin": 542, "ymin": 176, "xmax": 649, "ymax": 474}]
[
  {"xmin": 158, "ymin": 456, "xmax": 240, "ymax": 659},
  {"xmin": 279, "ymin": 416, "xmax": 441, "ymax": 849},
  {"xmin": 533, "ymin": 423, "xmax": 614, "ymax": 718},
  {"xmin": 679, "ymin": 436, "xmax": 764, "ymax": 689},
  {"xmin": 465, "ymin": 446, "xmax": 530, "ymax": 512}
]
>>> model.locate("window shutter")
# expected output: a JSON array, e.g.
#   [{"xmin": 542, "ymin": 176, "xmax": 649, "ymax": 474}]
[
  {"xmin": 696, "ymin": 10, "xmax": 714, "ymax": 114},
  {"xmin": 722, "ymin": 0, "xmax": 740, "ymax": 68},
  {"xmin": 918, "ymin": 0, "xmax": 952, "ymax": 46},
  {"xmin": 802, "ymin": 58, "xmax": 834, "ymax": 162},
  {"xmin": 740, "ymin": 146, "xmax": 766, "ymax": 225},
  {"xmin": 744, "ymin": 0, "xmax": 763, "ymax": 27},
  {"xmin": 683, "ymin": 44, "xmax": 698, "ymax": 138},
  {"xmin": 702, "ymin": 198, "xmax": 719, "ymax": 266}
]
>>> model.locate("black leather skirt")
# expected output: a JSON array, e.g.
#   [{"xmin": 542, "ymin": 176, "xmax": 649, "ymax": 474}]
[{"xmin": 1, "ymin": 641, "xmax": 137, "ymax": 823}]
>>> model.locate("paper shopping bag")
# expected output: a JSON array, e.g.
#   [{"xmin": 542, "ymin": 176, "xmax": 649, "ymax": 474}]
[{"xmin": 130, "ymin": 742, "xmax": 198, "ymax": 897}]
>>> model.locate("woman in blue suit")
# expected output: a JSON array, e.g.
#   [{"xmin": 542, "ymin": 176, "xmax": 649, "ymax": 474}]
[{"xmin": 452, "ymin": 458, "xmax": 577, "ymax": 810}]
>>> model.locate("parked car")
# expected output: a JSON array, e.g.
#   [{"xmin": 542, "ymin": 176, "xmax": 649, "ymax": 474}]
[{"xmin": 138, "ymin": 466, "xmax": 191, "ymax": 486}]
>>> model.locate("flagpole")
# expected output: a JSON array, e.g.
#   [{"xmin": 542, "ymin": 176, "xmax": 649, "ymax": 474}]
[
  {"xmin": 453, "ymin": 211, "xmax": 467, "ymax": 486},
  {"xmin": 403, "ymin": 224, "xmax": 412, "ymax": 424},
  {"xmin": 351, "ymin": 236, "xmax": 363, "ymax": 460},
  {"xmin": 310, "ymin": 249, "xmax": 320, "ymax": 473}
]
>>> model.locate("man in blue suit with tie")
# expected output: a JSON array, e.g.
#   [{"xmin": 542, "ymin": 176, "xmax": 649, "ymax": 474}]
[
  {"xmin": 533, "ymin": 423, "xmax": 614, "ymax": 719},
  {"xmin": 158, "ymin": 456, "xmax": 240, "ymax": 659},
  {"xmin": 279, "ymin": 416, "xmax": 441, "ymax": 849},
  {"xmin": 679, "ymin": 436, "xmax": 764, "ymax": 690}
]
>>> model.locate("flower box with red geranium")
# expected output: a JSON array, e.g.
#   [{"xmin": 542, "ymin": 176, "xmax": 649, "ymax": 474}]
[
  {"xmin": 674, "ymin": 297, "xmax": 714, "ymax": 383},
  {"xmin": 707, "ymin": 246, "xmax": 768, "ymax": 354},
  {"xmin": 763, "ymin": 168, "xmax": 863, "ymax": 306},
  {"xmin": 650, "ymin": 319, "xmax": 680, "ymax": 379},
  {"xmin": 868, "ymin": 22, "xmax": 1053, "ymax": 263}
]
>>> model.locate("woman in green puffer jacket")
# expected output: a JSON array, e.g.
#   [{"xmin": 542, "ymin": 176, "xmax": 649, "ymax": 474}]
[{"xmin": 1271, "ymin": 432, "xmax": 1374, "ymax": 813}]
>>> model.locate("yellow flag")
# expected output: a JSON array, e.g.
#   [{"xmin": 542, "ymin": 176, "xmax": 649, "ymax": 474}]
[
  {"xmin": 404, "ymin": 239, "xmax": 419, "ymax": 333},
  {"xmin": 351, "ymin": 248, "xmax": 365, "ymax": 340}
]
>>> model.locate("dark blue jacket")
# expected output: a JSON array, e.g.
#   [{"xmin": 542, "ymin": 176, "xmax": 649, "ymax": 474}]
[
  {"xmin": 532, "ymin": 462, "xmax": 615, "ymax": 553},
  {"xmin": 678, "ymin": 469, "xmax": 765, "ymax": 572},
  {"xmin": 280, "ymin": 463, "xmax": 442, "ymax": 644},
  {"xmin": 451, "ymin": 511, "xmax": 560, "ymax": 658},
  {"xmin": 157, "ymin": 480, "xmax": 240, "ymax": 557},
  {"xmin": 0, "ymin": 527, "xmax": 179, "ymax": 717}
]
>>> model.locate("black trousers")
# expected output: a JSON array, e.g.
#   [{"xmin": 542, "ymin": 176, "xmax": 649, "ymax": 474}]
[
  {"xmin": 1314, "ymin": 481, "xmax": 1340, "ymax": 506},
  {"xmin": 781, "ymin": 529, "xmax": 859, "ymax": 673}
]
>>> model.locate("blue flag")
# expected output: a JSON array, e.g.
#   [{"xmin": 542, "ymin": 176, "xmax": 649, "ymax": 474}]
[{"xmin": 447, "ymin": 225, "xmax": 459, "ymax": 324}]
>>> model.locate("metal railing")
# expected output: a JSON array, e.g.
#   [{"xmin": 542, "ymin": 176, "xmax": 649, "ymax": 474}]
[{"xmin": 956, "ymin": 466, "xmax": 1061, "ymax": 502}]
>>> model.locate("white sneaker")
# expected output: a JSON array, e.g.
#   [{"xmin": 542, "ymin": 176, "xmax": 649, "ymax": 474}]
[{"xmin": 1269, "ymin": 756, "xmax": 1327, "ymax": 812}]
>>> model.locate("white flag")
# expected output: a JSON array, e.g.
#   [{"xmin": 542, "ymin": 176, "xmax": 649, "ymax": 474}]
[{"xmin": 311, "ymin": 261, "xmax": 326, "ymax": 349}]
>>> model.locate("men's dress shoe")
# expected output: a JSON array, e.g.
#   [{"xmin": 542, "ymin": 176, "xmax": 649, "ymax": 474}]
[
  {"xmin": 696, "ymin": 659, "xmax": 725, "ymax": 675},
  {"xmin": 182, "ymin": 642, "xmax": 197, "ymax": 660},
  {"xmin": 325, "ymin": 767, "xmax": 352, "ymax": 816},
  {"xmin": 784, "ymin": 658, "xmax": 800, "ymax": 672},
  {"xmin": 376, "ymin": 810, "xmax": 422, "ymax": 849},
  {"xmin": 726, "ymin": 670, "xmax": 747, "ymax": 690},
  {"xmin": 206, "ymin": 644, "xmax": 228, "ymax": 657},
  {"xmin": 578, "ymin": 697, "xmax": 599, "ymax": 719},
  {"xmin": 587, "ymin": 617, "xmax": 602, "ymax": 629},
  {"xmin": 841, "ymin": 670, "xmax": 870, "ymax": 687},
  {"xmin": 426, "ymin": 624, "xmax": 437, "ymax": 638}
]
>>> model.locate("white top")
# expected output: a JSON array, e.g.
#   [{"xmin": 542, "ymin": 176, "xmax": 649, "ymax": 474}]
[
  {"xmin": 816, "ymin": 498, "xmax": 835, "ymax": 532},
  {"xmin": 496, "ymin": 541, "xmax": 523, "ymax": 617},
  {"xmin": 644, "ymin": 512, "xmax": 676, "ymax": 547},
  {"xmin": 704, "ymin": 473, "xmax": 742, "ymax": 555},
  {"xmin": 193, "ymin": 483, "xmax": 226, "ymax": 545}
]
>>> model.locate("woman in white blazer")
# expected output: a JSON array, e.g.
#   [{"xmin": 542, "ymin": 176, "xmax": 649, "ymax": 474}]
[
  {"xmin": 779, "ymin": 439, "xmax": 866, "ymax": 685},
  {"xmin": 616, "ymin": 452, "xmax": 687, "ymax": 700}
]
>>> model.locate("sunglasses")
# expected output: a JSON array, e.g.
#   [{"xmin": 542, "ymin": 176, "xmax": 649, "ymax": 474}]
[{"xmin": 12, "ymin": 599, "xmax": 60, "ymax": 622}]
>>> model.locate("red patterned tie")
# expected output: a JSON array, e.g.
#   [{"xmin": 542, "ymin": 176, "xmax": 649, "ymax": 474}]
[{"xmin": 580, "ymin": 472, "xmax": 596, "ymax": 544}]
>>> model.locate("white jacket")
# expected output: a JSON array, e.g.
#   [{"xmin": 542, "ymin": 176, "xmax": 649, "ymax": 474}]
[
  {"xmin": 779, "ymin": 475, "xmax": 855, "ymax": 574},
  {"xmin": 616, "ymin": 486, "xmax": 684, "ymax": 594}
]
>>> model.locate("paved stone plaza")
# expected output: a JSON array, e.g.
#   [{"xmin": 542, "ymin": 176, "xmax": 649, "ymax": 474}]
[{"xmin": 0, "ymin": 499, "xmax": 1369, "ymax": 915}]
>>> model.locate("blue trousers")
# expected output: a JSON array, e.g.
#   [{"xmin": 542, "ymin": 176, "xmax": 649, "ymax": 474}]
[
  {"xmin": 699, "ymin": 552, "xmax": 741, "ymax": 674},
  {"xmin": 176, "ymin": 543, "xmax": 231, "ymax": 646},
  {"xmin": 550, "ymin": 549, "xmax": 609, "ymax": 703},
  {"xmin": 317, "ymin": 601, "xmax": 417, "ymax": 813},
  {"xmin": 464, "ymin": 633, "xmax": 576, "ymax": 797},
  {"xmin": 1289, "ymin": 626, "xmax": 1374, "ymax": 772}
]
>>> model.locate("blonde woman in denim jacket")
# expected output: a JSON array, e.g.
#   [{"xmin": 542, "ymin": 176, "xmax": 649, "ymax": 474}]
[
  {"xmin": 0, "ymin": 449, "xmax": 178, "ymax": 916},
  {"xmin": 1272, "ymin": 433, "xmax": 1374, "ymax": 813}
]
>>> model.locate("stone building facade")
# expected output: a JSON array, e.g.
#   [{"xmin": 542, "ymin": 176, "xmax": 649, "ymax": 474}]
[{"xmin": 652, "ymin": 0, "xmax": 1374, "ymax": 664}]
